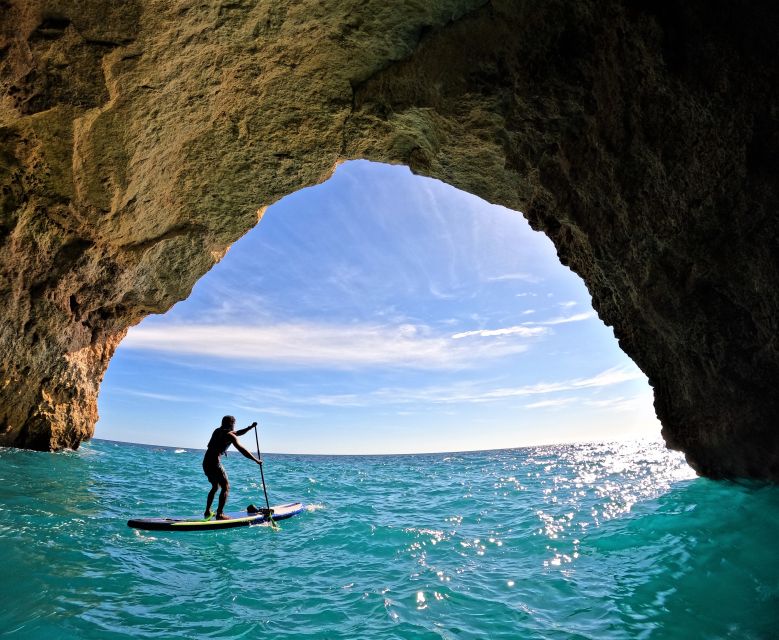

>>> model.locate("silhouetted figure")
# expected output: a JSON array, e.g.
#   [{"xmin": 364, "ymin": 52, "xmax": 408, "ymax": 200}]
[{"xmin": 202, "ymin": 415, "xmax": 262, "ymax": 520}]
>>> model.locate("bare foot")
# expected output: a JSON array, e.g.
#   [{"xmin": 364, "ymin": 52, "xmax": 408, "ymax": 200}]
[{"xmin": 215, "ymin": 513, "xmax": 231, "ymax": 520}]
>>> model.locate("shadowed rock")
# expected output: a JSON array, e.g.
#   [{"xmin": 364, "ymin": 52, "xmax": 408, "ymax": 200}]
[{"xmin": 1, "ymin": 0, "xmax": 777, "ymax": 479}]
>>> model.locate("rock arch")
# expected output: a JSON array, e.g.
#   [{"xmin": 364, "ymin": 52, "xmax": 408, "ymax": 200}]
[{"xmin": 1, "ymin": 0, "xmax": 777, "ymax": 478}]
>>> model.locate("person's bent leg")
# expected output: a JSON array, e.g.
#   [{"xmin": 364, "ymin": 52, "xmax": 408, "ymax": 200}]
[
  {"xmin": 205, "ymin": 482, "xmax": 218, "ymax": 518},
  {"xmin": 216, "ymin": 480, "xmax": 230, "ymax": 519}
]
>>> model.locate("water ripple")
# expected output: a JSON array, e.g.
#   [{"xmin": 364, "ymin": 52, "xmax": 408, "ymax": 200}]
[{"xmin": 2, "ymin": 440, "xmax": 777, "ymax": 638}]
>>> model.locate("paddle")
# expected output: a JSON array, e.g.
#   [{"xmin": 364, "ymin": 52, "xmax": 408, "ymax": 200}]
[{"xmin": 254, "ymin": 423, "xmax": 279, "ymax": 530}]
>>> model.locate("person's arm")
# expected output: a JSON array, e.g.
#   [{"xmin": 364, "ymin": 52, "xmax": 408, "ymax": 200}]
[
  {"xmin": 234, "ymin": 421, "xmax": 257, "ymax": 437},
  {"xmin": 229, "ymin": 433, "xmax": 262, "ymax": 465}
]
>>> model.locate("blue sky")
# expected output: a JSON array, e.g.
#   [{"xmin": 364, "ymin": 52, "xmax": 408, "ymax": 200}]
[{"xmin": 96, "ymin": 161, "xmax": 660, "ymax": 453}]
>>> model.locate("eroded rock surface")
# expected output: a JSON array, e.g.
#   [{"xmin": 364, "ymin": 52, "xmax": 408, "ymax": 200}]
[{"xmin": 1, "ymin": 0, "xmax": 777, "ymax": 478}]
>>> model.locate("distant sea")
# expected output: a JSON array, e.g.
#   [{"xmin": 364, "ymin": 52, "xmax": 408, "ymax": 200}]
[{"xmin": 1, "ymin": 438, "xmax": 777, "ymax": 639}]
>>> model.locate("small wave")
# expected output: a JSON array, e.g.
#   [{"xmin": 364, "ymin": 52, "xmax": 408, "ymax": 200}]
[
  {"xmin": 132, "ymin": 530, "xmax": 159, "ymax": 542},
  {"xmin": 7, "ymin": 437, "xmax": 773, "ymax": 640},
  {"xmin": 174, "ymin": 449, "xmax": 187, "ymax": 454}
]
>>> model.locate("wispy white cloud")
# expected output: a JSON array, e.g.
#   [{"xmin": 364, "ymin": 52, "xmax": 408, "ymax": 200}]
[
  {"xmin": 428, "ymin": 283, "xmax": 457, "ymax": 300},
  {"xmin": 113, "ymin": 388, "xmax": 193, "ymax": 403},
  {"xmin": 525, "ymin": 398, "xmax": 577, "ymax": 409},
  {"xmin": 559, "ymin": 301, "xmax": 577, "ymax": 308},
  {"xmin": 450, "ymin": 366, "xmax": 643, "ymax": 402},
  {"xmin": 121, "ymin": 321, "xmax": 531, "ymax": 370},
  {"xmin": 488, "ymin": 273, "xmax": 542, "ymax": 284},
  {"xmin": 449, "ymin": 311, "xmax": 594, "ymax": 341},
  {"xmin": 524, "ymin": 390, "xmax": 651, "ymax": 413},
  {"xmin": 438, "ymin": 318, "xmax": 461, "ymax": 326},
  {"xmin": 525, "ymin": 311, "xmax": 596, "ymax": 326},
  {"xmin": 234, "ymin": 404, "xmax": 312, "ymax": 419},
  {"xmin": 583, "ymin": 395, "xmax": 649, "ymax": 412},
  {"xmin": 451, "ymin": 326, "xmax": 548, "ymax": 340},
  {"xmin": 563, "ymin": 366, "xmax": 645, "ymax": 390},
  {"xmin": 227, "ymin": 366, "xmax": 646, "ymax": 409},
  {"xmin": 309, "ymin": 393, "xmax": 365, "ymax": 407}
]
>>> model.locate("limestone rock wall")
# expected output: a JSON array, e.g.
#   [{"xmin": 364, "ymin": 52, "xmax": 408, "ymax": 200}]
[{"xmin": 1, "ymin": 0, "xmax": 777, "ymax": 478}]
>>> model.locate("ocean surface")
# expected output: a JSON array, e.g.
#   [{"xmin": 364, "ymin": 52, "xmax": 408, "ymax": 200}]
[{"xmin": 1, "ymin": 439, "xmax": 778, "ymax": 639}]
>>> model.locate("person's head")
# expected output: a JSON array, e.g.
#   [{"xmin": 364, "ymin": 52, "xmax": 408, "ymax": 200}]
[{"xmin": 220, "ymin": 415, "xmax": 236, "ymax": 430}]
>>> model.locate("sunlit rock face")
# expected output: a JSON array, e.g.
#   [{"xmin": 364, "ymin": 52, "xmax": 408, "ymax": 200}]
[{"xmin": 1, "ymin": 1, "xmax": 777, "ymax": 478}]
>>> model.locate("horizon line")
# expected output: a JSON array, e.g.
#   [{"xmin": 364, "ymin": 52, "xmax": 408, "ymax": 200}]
[{"xmin": 89, "ymin": 434, "xmax": 664, "ymax": 458}]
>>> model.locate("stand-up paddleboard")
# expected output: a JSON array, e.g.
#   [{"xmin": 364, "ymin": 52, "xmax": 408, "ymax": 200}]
[{"xmin": 127, "ymin": 502, "xmax": 304, "ymax": 532}]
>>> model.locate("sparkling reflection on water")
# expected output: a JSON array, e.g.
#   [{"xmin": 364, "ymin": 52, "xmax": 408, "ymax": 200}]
[{"xmin": 2, "ymin": 439, "xmax": 778, "ymax": 639}]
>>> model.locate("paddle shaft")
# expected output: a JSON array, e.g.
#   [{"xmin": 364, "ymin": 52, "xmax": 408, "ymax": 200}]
[{"xmin": 254, "ymin": 426, "xmax": 272, "ymax": 515}]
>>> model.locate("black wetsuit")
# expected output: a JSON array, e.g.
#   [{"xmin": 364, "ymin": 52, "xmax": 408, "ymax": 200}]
[{"xmin": 202, "ymin": 427, "xmax": 232, "ymax": 486}]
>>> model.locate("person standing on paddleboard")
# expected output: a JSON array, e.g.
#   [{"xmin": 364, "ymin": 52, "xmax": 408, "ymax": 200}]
[{"xmin": 203, "ymin": 416, "xmax": 262, "ymax": 520}]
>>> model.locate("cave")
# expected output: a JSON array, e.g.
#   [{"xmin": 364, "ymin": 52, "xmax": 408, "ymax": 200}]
[{"xmin": 0, "ymin": 0, "xmax": 777, "ymax": 479}]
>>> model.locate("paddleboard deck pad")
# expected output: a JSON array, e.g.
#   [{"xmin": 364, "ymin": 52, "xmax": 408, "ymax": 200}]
[{"xmin": 127, "ymin": 502, "xmax": 304, "ymax": 531}]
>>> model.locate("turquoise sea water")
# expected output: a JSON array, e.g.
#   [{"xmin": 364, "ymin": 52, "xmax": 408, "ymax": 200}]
[{"xmin": 2, "ymin": 439, "xmax": 778, "ymax": 639}]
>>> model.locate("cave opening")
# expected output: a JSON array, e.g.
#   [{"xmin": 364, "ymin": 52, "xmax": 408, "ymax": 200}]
[{"xmin": 95, "ymin": 161, "xmax": 658, "ymax": 453}]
